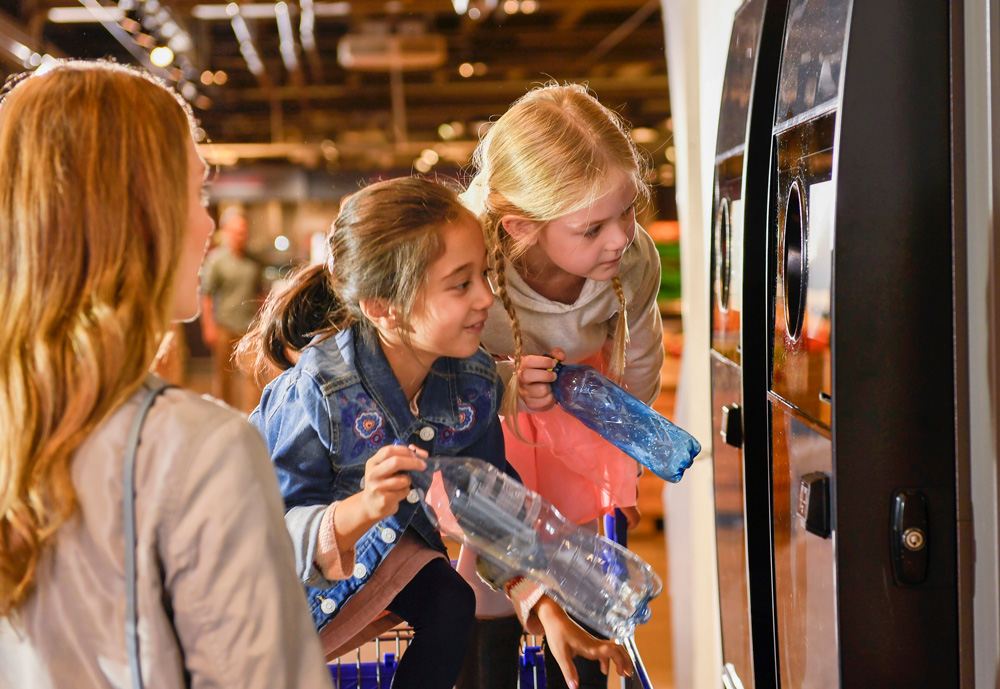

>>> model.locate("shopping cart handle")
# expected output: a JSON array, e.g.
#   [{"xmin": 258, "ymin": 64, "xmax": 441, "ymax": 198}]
[
  {"xmin": 603, "ymin": 508, "xmax": 629, "ymax": 546},
  {"xmin": 604, "ymin": 508, "xmax": 656, "ymax": 689}
]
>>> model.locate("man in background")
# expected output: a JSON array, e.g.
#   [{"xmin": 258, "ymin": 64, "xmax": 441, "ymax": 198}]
[{"xmin": 200, "ymin": 207, "xmax": 264, "ymax": 413}]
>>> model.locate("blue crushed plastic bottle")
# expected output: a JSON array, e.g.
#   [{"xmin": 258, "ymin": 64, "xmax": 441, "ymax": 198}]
[
  {"xmin": 551, "ymin": 362, "xmax": 701, "ymax": 483},
  {"xmin": 410, "ymin": 455, "xmax": 662, "ymax": 641}
]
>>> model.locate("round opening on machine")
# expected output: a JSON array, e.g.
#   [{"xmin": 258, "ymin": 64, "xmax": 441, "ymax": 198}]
[
  {"xmin": 782, "ymin": 181, "xmax": 806, "ymax": 341},
  {"xmin": 714, "ymin": 197, "xmax": 732, "ymax": 314}
]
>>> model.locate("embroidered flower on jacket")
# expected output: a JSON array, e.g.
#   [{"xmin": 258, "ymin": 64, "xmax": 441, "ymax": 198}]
[
  {"xmin": 354, "ymin": 410, "xmax": 384, "ymax": 442},
  {"xmin": 454, "ymin": 402, "xmax": 475, "ymax": 431},
  {"xmin": 439, "ymin": 401, "xmax": 476, "ymax": 446}
]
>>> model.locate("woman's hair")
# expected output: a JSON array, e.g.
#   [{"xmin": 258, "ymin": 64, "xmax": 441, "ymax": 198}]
[
  {"xmin": 462, "ymin": 82, "xmax": 651, "ymax": 434},
  {"xmin": 0, "ymin": 61, "xmax": 196, "ymax": 616},
  {"xmin": 237, "ymin": 177, "xmax": 472, "ymax": 379}
]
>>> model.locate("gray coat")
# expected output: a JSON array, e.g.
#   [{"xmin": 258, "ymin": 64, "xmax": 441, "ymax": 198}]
[{"xmin": 0, "ymin": 376, "xmax": 332, "ymax": 689}]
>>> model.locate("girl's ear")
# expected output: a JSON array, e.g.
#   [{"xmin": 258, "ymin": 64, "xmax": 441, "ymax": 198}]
[
  {"xmin": 500, "ymin": 215, "xmax": 540, "ymax": 245},
  {"xmin": 360, "ymin": 297, "xmax": 398, "ymax": 329}
]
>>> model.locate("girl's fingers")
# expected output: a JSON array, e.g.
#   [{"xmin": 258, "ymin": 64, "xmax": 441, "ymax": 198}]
[
  {"xmin": 551, "ymin": 647, "xmax": 580, "ymax": 689},
  {"xmin": 520, "ymin": 368, "xmax": 557, "ymax": 386},
  {"xmin": 519, "ymin": 354, "xmax": 560, "ymax": 373},
  {"xmin": 611, "ymin": 645, "xmax": 633, "ymax": 677},
  {"xmin": 371, "ymin": 448, "xmax": 426, "ymax": 474},
  {"xmin": 375, "ymin": 474, "xmax": 414, "ymax": 491}
]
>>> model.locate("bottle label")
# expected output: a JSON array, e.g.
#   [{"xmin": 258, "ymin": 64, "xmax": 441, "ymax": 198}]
[
  {"xmin": 492, "ymin": 476, "xmax": 542, "ymax": 526},
  {"xmin": 494, "ymin": 477, "xmax": 524, "ymax": 516}
]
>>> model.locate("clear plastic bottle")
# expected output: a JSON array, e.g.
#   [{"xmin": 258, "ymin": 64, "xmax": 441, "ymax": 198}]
[
  {"xmin": 551, "ymin": 362, "xmax": 701, "ymax": 483},
  {"xmin": 410, "ymin": 455, "xmax": 662, "ymax": 640}
]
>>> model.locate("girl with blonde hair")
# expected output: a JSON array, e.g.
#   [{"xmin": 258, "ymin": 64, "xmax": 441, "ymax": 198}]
[
  {"xmin": 0, "ymin": 61, "xmax": 331, "ymax": 689},
  {"xmin": 458, "ymin": 82, "xmax": 665, "ymax": 689}
]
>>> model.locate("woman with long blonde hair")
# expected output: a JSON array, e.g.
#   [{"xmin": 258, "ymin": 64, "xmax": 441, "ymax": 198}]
[{"xmin": 0, "ymin": 61, "xmax": 330, "ymax": 689}]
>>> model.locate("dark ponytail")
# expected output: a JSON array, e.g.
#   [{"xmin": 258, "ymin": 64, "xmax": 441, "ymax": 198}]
[{"xmin": 236, "ymin": 263, "xmax": 344, "ymax": 379}]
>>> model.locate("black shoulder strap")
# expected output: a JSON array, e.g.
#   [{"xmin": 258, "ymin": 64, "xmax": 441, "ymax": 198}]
[{"xmin": 123, "ymin": 381, "xmax": 171, "ymax": 689}]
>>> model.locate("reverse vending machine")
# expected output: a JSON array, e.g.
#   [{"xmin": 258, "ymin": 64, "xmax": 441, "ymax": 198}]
[
  {"xmin": 710, "ymin": 0, "xmax": 963, "ymax": 687},
  {"xmin": 709, "ymin": 0, "xmax": 786, "ymax": 687}
]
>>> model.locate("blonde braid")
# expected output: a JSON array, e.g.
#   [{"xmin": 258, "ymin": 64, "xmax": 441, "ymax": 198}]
[
  {"xmin": 607, "ymin": 275, "xmax": 630, "ymax": 384},
  {"xmin": 489, "ymin": 240, "xmax": 532, "ymax": 442}
]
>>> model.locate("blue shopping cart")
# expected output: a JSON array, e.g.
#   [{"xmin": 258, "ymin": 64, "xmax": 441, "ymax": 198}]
[{"xmin": 327, "ymin": 510, "xmax": 654, "ymax": 689}]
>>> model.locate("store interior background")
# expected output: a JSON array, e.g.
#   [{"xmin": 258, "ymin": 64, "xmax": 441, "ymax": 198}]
[{"xmin": 2, "ymin": 0, "xmax": 998, "ymax": 688}]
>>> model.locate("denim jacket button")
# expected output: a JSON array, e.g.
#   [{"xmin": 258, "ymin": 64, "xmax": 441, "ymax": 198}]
[
  {"xmin": 319, "ymin": 597, "xmax": 337, "ymax": 615},
  {"xmin": 380, "ymin": 528, "xmax": 397, "ymax": 543},
  {"xmin": 406, "ymin": 489, "xmax": 420, "ymax": 503},
  {"xmin": 353, "ymin": 563, "xmax": 368, "ymax": 579},
  {"xmin": 418, "ymin": 426, "xmax": 436, "ymax": 441}
]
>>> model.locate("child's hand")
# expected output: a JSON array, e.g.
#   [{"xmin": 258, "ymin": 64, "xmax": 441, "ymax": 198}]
[
  {"xmin": 331, "ymin": 445, "xmax": 427, "ymax": 551},
  {"xmin": 533, "ymin": 596, "xmax": 633, "ymax": 689},
  {"xmin": 358, "ymin": 445, "xmax": 428, "ymax": 523},
  {"xmin": 517, "ymin": 347, "xmax": 565, "ymax": 413}
]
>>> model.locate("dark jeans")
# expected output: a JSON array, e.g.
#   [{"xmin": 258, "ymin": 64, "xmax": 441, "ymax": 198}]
[
  {"xmin": 455, "ymin": 615, "xmax": 524, "ymax": 689},
  {"xmin": 386, "ymin": 558, "xmax": 476, "ymax": 689}
]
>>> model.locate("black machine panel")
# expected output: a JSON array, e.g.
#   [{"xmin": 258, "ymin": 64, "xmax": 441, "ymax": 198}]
[{"xmin": 757, "ymin": 0, "xmax": 961, "ymax": 686}]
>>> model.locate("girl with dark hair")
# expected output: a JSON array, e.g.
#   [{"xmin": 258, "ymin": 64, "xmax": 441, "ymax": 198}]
[{"xmin": 238, "ymin": 176, "xmax": 632, "ymax": 689}]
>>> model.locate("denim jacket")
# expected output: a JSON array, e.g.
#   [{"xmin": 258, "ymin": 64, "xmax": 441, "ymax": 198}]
[{"xmin": 250, "ymin": 325, "xmax": 511, "ymax": 631}]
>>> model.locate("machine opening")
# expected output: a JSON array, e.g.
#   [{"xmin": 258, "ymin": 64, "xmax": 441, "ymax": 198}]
[
  {"xmin": 715, "ymin": 198, "xmax": 732, "ymax": 313},
  {"xmin": 782, "ymin": 182, "xmax": 806, "ymax": 340}
]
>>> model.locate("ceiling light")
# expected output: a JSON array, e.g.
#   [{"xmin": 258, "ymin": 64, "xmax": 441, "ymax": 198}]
[
  {"xmin": 458, "ymin": 62, "xmax": 474, "ymax": 78},
  {"xmin": 438, "ymin": 123, "xmax": 456, "ymax": 140},
  {"xmin": 213, "ymin": 70, "xmax": 228, "ymax": 85},
  {"xmin": 631, "ymin": 127, "xmax": 658, "ymax": 143},
  {"xmin": 149, "ymin": 45, "xmax": 174, "ymax": 66},
  {"xmin": 47, "ymin": 6, "xmax": 125, "ymax": 22},
  {"xmin": 192, "ymin": 2, "xmax": 348, "ymax": 20},
  {"xmin": 35, "ymin": 55, "xmax": 59, "ymax": 74},
  {"xmin": 167, "ymin": 33, "xmax": 192, "ymax": 53},
  {"xmin": 4, "ymin": 38, "xmax": 30, "ymax": 62},
  {"xmin": 320, "ymin": 139, "xmax": 339, "ymax": 161},
  {"xmin": 521, "ymin": 0, "xmax": 537, "ymax": 13},
  {"xmin": 200, "ymin": 70, "xmax": 214, "ymax": 85},
  {"xmin": 275, "ymin": 1, "xmax": 299, "ymax": 71},
  {"xmin": 159, "ymin": 20, "xmax": 178, "ymax": 38}
]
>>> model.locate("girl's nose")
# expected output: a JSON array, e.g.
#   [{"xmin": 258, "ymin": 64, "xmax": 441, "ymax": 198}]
[
  {"xmin": 608, "ymin": 217, "xmax": 636, "ymax": 252},
  {"xmin": 476, "ymin": 274, "xmax": 495, "ymax": 309}
]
